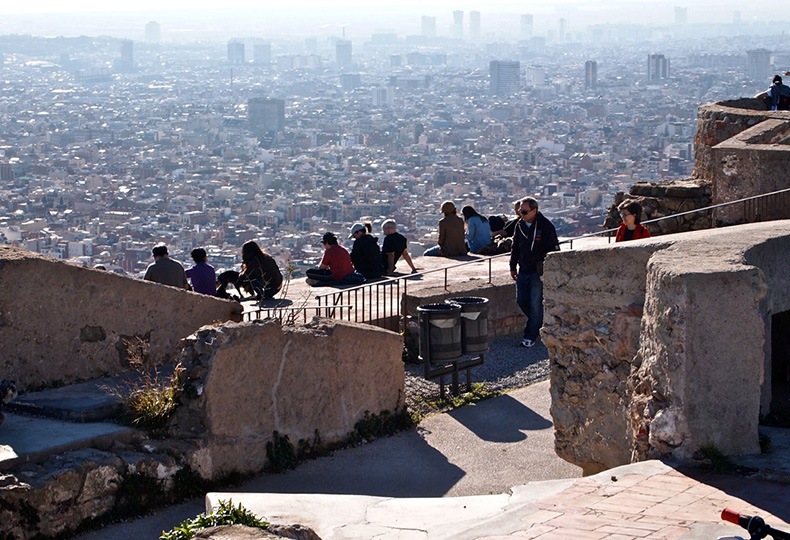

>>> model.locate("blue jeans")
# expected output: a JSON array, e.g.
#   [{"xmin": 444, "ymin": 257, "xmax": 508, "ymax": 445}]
[{"xmin": 516, "ymin": 271, "xmax": 543, "ymax": 341}]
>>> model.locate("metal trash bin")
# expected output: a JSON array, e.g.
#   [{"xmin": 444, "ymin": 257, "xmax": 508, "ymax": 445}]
[
  {"xmin": 447, "ymin": 297, "xmax": 489, "ymax": 354},
  {"xmin": 417, "ymin": 303, "xmax": 462, "ymax": 362}
]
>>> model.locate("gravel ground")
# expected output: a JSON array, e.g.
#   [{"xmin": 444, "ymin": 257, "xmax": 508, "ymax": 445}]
[{"xmin": 404, "ymin": 335, "xmax": 550, "ymax": 419}]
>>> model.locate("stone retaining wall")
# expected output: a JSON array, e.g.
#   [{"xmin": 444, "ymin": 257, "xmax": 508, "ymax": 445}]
[
  {"xmin": 0, "ymin": 246, "xmax": 243, "ymax": 391},
  {"xmin": 545, "ymin": 221, "xmax": 790, "ymax": 475},
  {"xmin": 1, "ymin": 318, "xmax": 403, "ymax": 538}
]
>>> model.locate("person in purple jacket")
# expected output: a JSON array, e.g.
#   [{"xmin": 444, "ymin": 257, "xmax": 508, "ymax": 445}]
[{"xmin": 185, "ymin": 248, "xmax": 217, "ymax": 296}]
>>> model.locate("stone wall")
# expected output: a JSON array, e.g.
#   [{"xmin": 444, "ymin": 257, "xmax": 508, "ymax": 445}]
[
  {"xmin": 0, "ymin": 247, "xmax": 242, "ymax": 391},
  {"xmin": 168, "ymin": 318, "xmax": 405, "ymax": 479},
  {"xmin": 545, "ymin": 221, "xmax": 790, "ymax": 474},
  {"xmin": 695, "ymin": 100, "xmax": 790, "ymax": 225},
  {"xmin": 1, "ymin": 319, "xmax": 404, "ymax": 538}
]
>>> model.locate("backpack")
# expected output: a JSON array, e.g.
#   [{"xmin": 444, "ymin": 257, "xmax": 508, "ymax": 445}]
[{"xmin": 488, "ymin": 215, "xmax": 506, "ymax": 233}]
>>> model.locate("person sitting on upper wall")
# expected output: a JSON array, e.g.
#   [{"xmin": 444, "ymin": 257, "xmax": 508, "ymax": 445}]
[
  {"xmin": 349, "ymin": 222, "xmax": 384, "ymax": 279},
  {"xmin": 423, "ymin": 200, "xmax": 467, "ymax": 257},
  {"xmin": 616, "ymin": 201, "xmax": 651, "ymax": 242},
  {"xmin": 461, "ymin": 205, "xmax": 492, "ymax": 254},
  {"xmin": 237, "ymin": 240, "xmax": 283, "ymax": 299}
]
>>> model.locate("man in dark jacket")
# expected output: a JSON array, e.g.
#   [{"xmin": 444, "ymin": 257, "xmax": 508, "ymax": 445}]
[
  {"xmin": 509, "ymin": 197, "xmax": 560, "ymax": 348},
  {"xmin": 349, "ymin": 222, "xmax": 384, "ymax": 279}
]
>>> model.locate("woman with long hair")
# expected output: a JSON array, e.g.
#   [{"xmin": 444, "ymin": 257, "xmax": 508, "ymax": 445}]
[
  {"xmin": 238, "ymin": 240, "xmax": 283, "ymax": 299},
  {"xmin": 461, "ymin": 205, "xmax": 492, "ymax": 254}
]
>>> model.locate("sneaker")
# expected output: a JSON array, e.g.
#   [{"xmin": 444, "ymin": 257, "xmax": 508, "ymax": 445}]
[{"xmin": 520, "ymin": 338, "xmax": 535, "ymax": 348}]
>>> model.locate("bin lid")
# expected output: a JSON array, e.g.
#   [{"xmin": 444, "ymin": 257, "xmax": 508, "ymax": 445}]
[
  {"xmin": 446, "ymin": 297, "xmax": 489, "ymax": 305},
  {"xmin": 417, "ymin": 303, "xmax": 461, "ymax": 313}
]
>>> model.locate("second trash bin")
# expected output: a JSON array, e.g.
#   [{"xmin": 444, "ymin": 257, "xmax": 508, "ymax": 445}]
[
  {"xmin": 447, "ymin": 297, "xmax": 489, "ymax": 354},
  {"xmin": 417, "ymin": 303, "xmax": 462, "ymax": 363}
]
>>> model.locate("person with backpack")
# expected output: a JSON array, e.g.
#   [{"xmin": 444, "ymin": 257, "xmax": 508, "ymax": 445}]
[{"xmin": 765, "ymin": 75, "xmax": 790, "ymax": 111}]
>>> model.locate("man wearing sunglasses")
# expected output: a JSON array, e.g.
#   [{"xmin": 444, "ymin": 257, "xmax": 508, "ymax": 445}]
[{"xmin": 509, "ymin": 197, "xmax": 559, "ymax": 348}]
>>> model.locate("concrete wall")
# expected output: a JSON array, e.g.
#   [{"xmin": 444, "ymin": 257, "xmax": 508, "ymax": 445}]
[
  {"xmin": 168, "ymin": 319, "xmax": 405, "ymax": 479},
  {"xmin": 545, "ymin": 221, "xmax": 790, "ymax": 474},
  {"xmin": 0, "ymin": 247, "xmax": 242, "ymax": 390}
]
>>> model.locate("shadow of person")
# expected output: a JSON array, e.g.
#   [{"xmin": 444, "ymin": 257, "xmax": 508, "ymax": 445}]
[{"xmin": 447, "ymin": 393, "xmax": 552, "ymax": 443}]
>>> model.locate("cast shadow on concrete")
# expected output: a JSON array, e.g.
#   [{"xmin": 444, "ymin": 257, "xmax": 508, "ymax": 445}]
[
  {"xmin": 259, "ymin": 298, "xmax": 293, "ymax": 308},
  {"xmin": 447, "ymin": 394, "xmax": 552, "ymax": 443},
  {"xmin": 237, "ymin": 428, "xmax": 465, "ymax": 498}
]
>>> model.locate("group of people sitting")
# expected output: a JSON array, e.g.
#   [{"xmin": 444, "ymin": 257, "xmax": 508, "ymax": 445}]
[
  {"xmin": 142, "ymin": 241, "xmax": 283, "ymax": 301},
  {"xmin": 142, "ymin": 197, "xmax": 654, "ymax": 296},
  {"xmin": 305, "ymin": 220, "xmax": 418, "ymax": 287}
]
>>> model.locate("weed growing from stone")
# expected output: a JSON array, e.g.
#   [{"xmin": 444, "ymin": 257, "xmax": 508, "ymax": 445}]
[
  {"xmin": 409, "ymin": 382, "xmax": 500, "ymax": 420},
  {"xmin": 696, "ymin": 443, "xmax": 756, "ymax": 475},
  {"xmin": 160, "ymin": 499, "xmax": 269, "ymax": 540},
  {"xmin": 109, "ymin": 364, "xmax": 183, "ymax": 431}
]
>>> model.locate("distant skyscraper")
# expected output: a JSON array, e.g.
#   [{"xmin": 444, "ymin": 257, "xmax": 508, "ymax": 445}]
[
  {"xmin": 674, "ymin": 6, "xmax": 687, "ymax": 24},
  {"xmin": 452, "ymin": 11, "xmax": 464, "ymax": 40},
  {"xmin": 335, "ymin": 40, "xmax": 352, "ymax": 69},
  {"xmin": 421, "ymin": 16, "xmax": 436, "ymax": 38},
  {"xmin": 490, "ymin": 60, "xmax": 520, "ymax": 96},
  {"xmin": 746, "ymin": 48, "xmax": 771, "ymax": 81},
  {"xmin": 525, "ymin": 65, "xmax": 545, "ymax": 87},
  {"xmin": 585, "ymin": 60, "xmax": 598, "ymax": 89},
  {"xmin": 521, "ymin": 14, "xmax": 533, "ymax": 38},
  {"xmin": 469, "ymin": 11, "xmax": 481, "ymax": 41},
  {"xmin": 341, "ymin": 73, "xmax": 362, "ymax": 92},
  {"xmin": 248, "ymin": 98, "xmax": 285, "ymax": 136},
  {"xmin": 116, "ymin": 40, "xmax": 134, "ymax": 73},
  {"xmin": 253, "ymin": 42, "xmax": 271, "ymax": 64},
  {"xmin": 145, "ymin": 21, "xmax": 160, "ymax": 43},
  {"xmin": 647, "ymin": 54, "xmax": 670, "ymax": 81},
  {"xmin": 228, "ymin": 41, "xmax": 245, "ymax": 64},
  {"xmin": 558, "ymin": 18, "xmax": 567, "ymax": 43}
]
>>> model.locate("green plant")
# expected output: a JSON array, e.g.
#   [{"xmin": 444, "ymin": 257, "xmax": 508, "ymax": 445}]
[
  {"xmin": 160, "ymin": 499, "xmax": 269, "ymax": 540},
  {"xmin": 265, "ymin": 431, "xmax": 298, "ymax": 472},
  {"xmin": 352, "ymin": 408, "xmax": 414, "ymax": 442},
  {"xmin": 110, "ymin": 364, "xmax": 183, "ymax": 431}
]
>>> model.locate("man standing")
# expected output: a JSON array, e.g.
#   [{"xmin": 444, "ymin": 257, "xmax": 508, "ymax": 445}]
[
  {"xmin": 381, "ymin": 219, "xmax": 417, "ymax": 275},
  {"xmin": 143, "ymin": 244, "xmax": 189, "ymax": 289},
  {"xmin": 509, "ymin": 197, "xmax": 559, "ymax": 348}
]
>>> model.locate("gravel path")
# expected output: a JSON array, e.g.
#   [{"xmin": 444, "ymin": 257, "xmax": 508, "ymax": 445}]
[{"xmin": 404, "ymin": 335, "xmax": 550, "ymax": 419}]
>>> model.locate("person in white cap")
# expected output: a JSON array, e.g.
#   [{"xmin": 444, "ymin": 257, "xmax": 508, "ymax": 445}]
[{"xmin": 348, "ymin": 222, "xmax": 384, "ymax": 279}]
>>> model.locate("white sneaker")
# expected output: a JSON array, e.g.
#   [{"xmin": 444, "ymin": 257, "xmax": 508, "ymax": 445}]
[{"xmin": 520, "ymin": 339, "xmax": 535, "ymax": 348}]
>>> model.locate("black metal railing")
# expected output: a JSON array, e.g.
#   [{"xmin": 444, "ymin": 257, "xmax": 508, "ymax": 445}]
[{"xmin": 247, "ymin": 187, "xmax": 790, "ymax": 330}]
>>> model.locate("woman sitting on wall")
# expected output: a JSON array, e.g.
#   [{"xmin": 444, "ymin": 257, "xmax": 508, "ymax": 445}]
[{"xmin": 238, "ymin": 240, "xmax": 283, "ymax": 299}]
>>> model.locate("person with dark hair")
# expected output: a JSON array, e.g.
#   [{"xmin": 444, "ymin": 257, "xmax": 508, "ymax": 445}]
[
  {"xmin": 185, "ymin": 247, "xmax": 217, "ymax": 295},
  {"xmin": 305, "ymin": 232, "xmax": 364, "ymax": 286},
  {"xmin": 766, "ymin": 75, "xmax": 790, "ymax": 111},
  {"xmin": 616, "ymin": 201, "xmax": 652, "ymax": 242},
  {"xmin": 237, "ymin": 240, "xmax": 283, "ymax": 300},
  {"xmin": 424, "ymin": 200, "xmax": 467, "ymax": 257},
  {"xmin": 461, "ymin": 205, "xmax": 492, "ymax": 254},
  {"xmin": 349, "ymin": 222, "xmax": 384, "ymax": 279},
  {"xmin": 143, "ymin": 243, "xmax": 189, "ymax": 289},
  {"xmin": 509, "ymin": 197, "xmax": 560, "ymax": 348}
]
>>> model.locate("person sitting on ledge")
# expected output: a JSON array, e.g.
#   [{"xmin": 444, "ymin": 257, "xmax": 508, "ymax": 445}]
[
  {"xmin": 305, "ymin": 232, "xmax": 365, "ymax": 287},
  {"xmin": 756, "ymin": 75, "xmax": 790, "ymax": 111},
  {"xmin": 349, "ymin": 222, "xmax": 384, "ymax": 280},
  {"xmin": 423, "ymin": 200, "xmax": 467, "ymax": 257},
  {"xmin": 143, "ymin": 244, "xmax": 189, "ymax": 289}
]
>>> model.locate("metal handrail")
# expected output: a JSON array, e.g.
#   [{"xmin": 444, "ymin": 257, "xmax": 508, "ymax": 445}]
[{"xmin": 249, "ymin": 187, "xmax": 790, "ymax": 329}]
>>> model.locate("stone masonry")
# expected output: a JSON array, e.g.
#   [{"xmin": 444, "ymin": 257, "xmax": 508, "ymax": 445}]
[{"xmin": 544, "ymin": 221, "xmax": 790, "ymax": 475}]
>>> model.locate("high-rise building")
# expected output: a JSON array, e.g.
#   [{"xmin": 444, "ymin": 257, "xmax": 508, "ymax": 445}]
[
  {"xmin": 558, "ymin": 18, "xmax": 567, "ymax": 43},
  {"xmin": 116, "ymin": 40, "xmax": 134, "ymax": 73},
  {"xmin": 674, "ymin": 6, "xmax": 687, "ymax": 24},
  {"xmin": 335, "ymin": 40, "xmax": 352, "ymax": 69},
  {"xmin": 228, "ymin": 41, "xmax": 245, "ymax": 64},
  {"xmin": 248, "ymin": 98, "xmax": 285, "ymax": 136},
  {"xmin": 421, "ymin": 16, "xmax": 436, "ymax": 38},
  {"xmin": 521, "ymin": 14, "xmax": 533, "ymax": 38},
  {"xmin": 746, "ymin": 49, "xmax": 771, "ymax": 81},
  {"xmin": 525, "ymin": 65, "xmax": 545, "ymax": 87},
  {"xmin": 145, "ymin": 21, "xmax": 160, "ymax": 43},
  {"xmin": 452, "ymin": 11, "xmax": 464, "ymax": 40},
  {"xmin": 341, "ymin": 73, "xmax": 362, "ymax": 92},
  {"xmin": 585, "ymin": 60, "xmax": 598, "ymax": 89},
  {"xmin": 647, "ymin": 54, "xmax": 670, "ymax": 81},
  {"xmin": 469, "ymin": 11, "xmax": 481, "ymax": 42},
  {"xmin": 253, "ymin": 42, "xmax": 271, "ymax": 64},
  {"xmin": 490, "ymin": 60, "xmax": 520, "ymax": 96}
]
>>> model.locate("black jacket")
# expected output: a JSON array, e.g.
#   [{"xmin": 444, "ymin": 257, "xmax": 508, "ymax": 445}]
[
  {"xmin": 509, "ymin": 212, "xmax": 560, "ymax": 275},
  {"xmin": 351, "ymin": 234, "xmax": 384, "ymax": 279}
]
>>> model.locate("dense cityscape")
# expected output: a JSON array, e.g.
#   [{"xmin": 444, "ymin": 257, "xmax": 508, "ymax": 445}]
[{"xmin": 0, "ymin": 5, "xmax": 788, "ymax": 277}]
